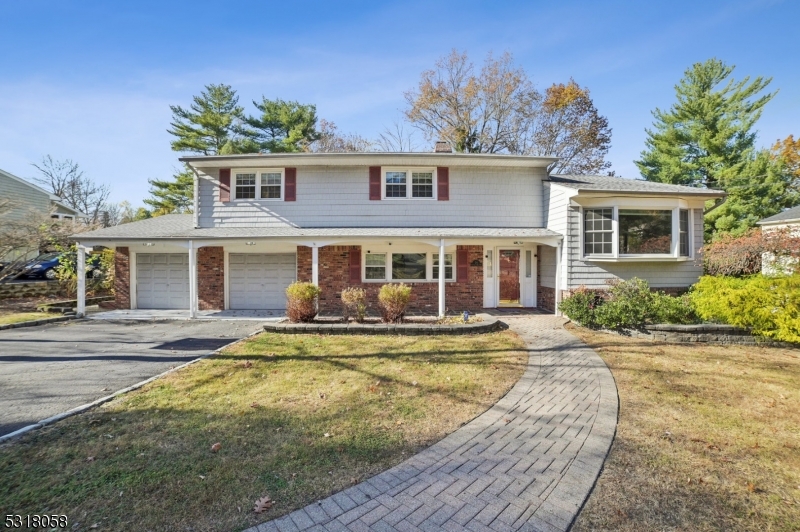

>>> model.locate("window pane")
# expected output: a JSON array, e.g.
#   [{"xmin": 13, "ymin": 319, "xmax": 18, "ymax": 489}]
[
  {"xmin": 385, "ymin": 171, "xmax": 407, "ymax": 198},
  {"xmin": 366, "ymin": 253, "xmax": 385, "ymax": 266},
  {"xmin": 584, "ymin": 208, "xmax": 613, "ymax": 255},
  {"xmin": 680, "ymin": 209, "xmax": 689, "ymax": 256},
  {"xmin": 236, "ymin": 173, "xmax": 256, "ymax": 185},
  {"xmin": 433, "ymin": 253, "xmax": 453, "ymax": 280},
  {"xmin": 365, "ymin": 253, "xmax": 386, "ymax": 279},
  {"xmin": 619, "ymin": 210, "xmax": 672, "ymax": 254},
  {"xmin": 235, "ymin": 173, "xmax": 256, "ymax": 199},
  {"xmin": 262, "ymin": 173, "xmax": 281, "ymax": 185},
  {"xmin": 525, "ymin": 250, "xmax": 532, "ymax": 278},
  {"xmin": 392, "ymin": 253, "xmax": 426, "ymax": 280},
  {"xmin": 412, "ymin": 172, "xmax": 433, "ymax": 198}
]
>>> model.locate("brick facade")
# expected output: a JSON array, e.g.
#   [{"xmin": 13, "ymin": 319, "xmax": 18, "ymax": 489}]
[
  {"xmin": 114, "ymin": 247, "xmax": 130, "ymax": 309},
  {"xmin": 298, "ymin": 245, "xmax": 484, "ymax": 316},
  {"xmin": 198, "ymin": 246, "xmax": 224, "ymax": 310}
]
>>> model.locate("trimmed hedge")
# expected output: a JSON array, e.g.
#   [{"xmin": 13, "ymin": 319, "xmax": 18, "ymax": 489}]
[{"xmin": 691, "ymin": 274, "xmax": 800, "ymax": 343}]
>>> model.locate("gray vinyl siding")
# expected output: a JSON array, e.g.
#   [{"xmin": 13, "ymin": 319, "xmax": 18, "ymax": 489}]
[
  {"xmin": 539, "ymin": 245, "xmax": 558, "ymax": 288},
  {"xmin": 197, "ymin": 166, "xmax": 546, "ymax": 228},
  {"xmin": 0, "ymin": 173, "xmax": 52, "ymax": 222},
  {"xmin": 565, "ymin": 207, "xmax": 705, "ymax": 289}
]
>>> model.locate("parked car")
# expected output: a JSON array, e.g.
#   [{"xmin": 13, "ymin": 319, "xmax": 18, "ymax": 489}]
[{"xmin": 19, "ymin": 252, "xmax": 102, "ymax": 280}]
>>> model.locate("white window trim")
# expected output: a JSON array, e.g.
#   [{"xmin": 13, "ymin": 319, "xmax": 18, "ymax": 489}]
[
  {"xmin": 361, "ymin": 247, "xmax": 456, "ymax": 282},
  {"xmin": 580, "ymin": 206, "xmax": 694, "ymax": 262},
  {"xmin": 233, "ymin": 168, "xmax": 285, "ymax": 201},
  {"xmin": 382, "ymin": 167, "xmax": 437, "ymax": 200}
]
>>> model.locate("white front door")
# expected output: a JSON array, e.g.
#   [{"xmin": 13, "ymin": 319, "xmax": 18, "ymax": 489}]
[
  {"xmin": 228, "ymin": 253, "xmax": 296, "ymax": 310},
  {"xmin": 136, "ymin": 253, "xmax": 189, "ymax": 309}
]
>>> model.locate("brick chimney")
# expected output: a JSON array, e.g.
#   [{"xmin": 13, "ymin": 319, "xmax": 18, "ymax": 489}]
[{"xmin": 434, "ymin": 141, "xmax": 452, "ymax": 153}]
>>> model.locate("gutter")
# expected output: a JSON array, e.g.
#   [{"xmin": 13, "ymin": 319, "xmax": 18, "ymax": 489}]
[{"xmin": 703, "ymin": 196, "xmax": 728, "ymax": 215}]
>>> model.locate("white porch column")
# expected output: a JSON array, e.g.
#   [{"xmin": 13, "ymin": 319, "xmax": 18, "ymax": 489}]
[
  {"xmin": 188, "ymin": 240, "xmax": 197, "ymax": 319},
  {"xmin": 554, "ymin": 241, "xmax": 562, "ymax": 316},
  {"xmin": 76, "ymin": 244, "xmax": 86, "ymax": 318},
  {"xmin": 311, "ymin": 245, "xmax": 319, "ymax": 286},
  {"xmin": 438, "ymin": 239, "xmax": 446, "ymax": 318}
]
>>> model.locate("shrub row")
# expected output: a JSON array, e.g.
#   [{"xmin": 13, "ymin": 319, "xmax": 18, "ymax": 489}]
[
  {"xmin": 285, "ymin": 282, "xmax": 413, "ymax": 323},
  {"xmin": 558, "ymin": 278, "xmax": 698, "ymax": 330}
]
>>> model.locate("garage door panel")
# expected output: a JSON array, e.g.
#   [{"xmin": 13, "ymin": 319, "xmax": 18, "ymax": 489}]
[
  {"xmin": 229, "ymin": 253, "xmax": 296, "ymax": 310},
  {"xmin": 136, "ymin": 253, "xmax": 189, "ymax": 309}
]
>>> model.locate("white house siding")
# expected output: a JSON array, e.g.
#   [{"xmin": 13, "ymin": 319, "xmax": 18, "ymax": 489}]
[
  {"xmin": 0, "ymin": 173, "xmax": 51, "ymax": 222},
  {"xmin": 565, "ymin": 206, "xmax": 705, "ymax": 290},
  {"xmin": 197, "ymin": 166, "xmax": 545, "ymax": 228},
  {"xmin": 542, "ymin": 182, "xmax": 570, "ymax": 289},
  {"xmin": 538, "ymin": 245, "xmax": 558, "ymax": 288}
]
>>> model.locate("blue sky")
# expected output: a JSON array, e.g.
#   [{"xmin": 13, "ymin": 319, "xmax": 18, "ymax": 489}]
[{"xmin": 1, "ymin": 0, "xmax": 797, "ymax": 206}]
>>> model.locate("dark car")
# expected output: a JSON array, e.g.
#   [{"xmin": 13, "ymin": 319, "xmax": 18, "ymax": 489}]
[{"xmin": 20, "ymin": 252, "xmax": 102, "ymax": 280}]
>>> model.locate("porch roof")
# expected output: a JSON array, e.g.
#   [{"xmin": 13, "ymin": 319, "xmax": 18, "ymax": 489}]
[{"xmin": 73, "ymin": 214, "xmax": 562, "ymax": 242}]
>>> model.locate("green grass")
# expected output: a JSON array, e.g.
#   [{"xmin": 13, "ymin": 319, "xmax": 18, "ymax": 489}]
[
  {"xmin": 0, "ymin": 311, "xmax": 47, "ymax": 325},
  {"xmin": 0, "ymin": 331, "xmax": 526, "ymax": 532}
]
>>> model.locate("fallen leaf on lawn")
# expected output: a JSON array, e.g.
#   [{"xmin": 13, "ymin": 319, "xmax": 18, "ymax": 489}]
[
  {"xmin": 242, "ymin": 360, "xmax": 253, "ymax": 368},
  {"xmin": 90, "ymin": 524, "xmax": 99, "ymax": 529},
  {"xmin": 411, "ymin": 381, "xmax": 418, "ymax": 386},
  {"xmin": 253, "ymin": 495, "xmax": 274, "ymax": 513},
  {"xmin": 86, "ymin": 456, "xmax": 95, "ymax": 462},
  {"xmin": 319, "ymin": 392, "xmax": 326, "ymax": 399},
  {"xmin": 324, "ymin": 433, "xmax": 331, "ymax": 438},
  {"xmin": 199, "ymin": 475, "xmax": 206, "ymax": 480},
  {"xmin": 747, "ymin": 482, "xmax": 756, "ymax": 492},
  {"xmin": 368, "ymin": 385, "xmax": 377, "ymax": 393},
  {"xmin": 211, "ymin": 442, "xmax": 222, "ymax": 452},
  {"xmin": 100, "ymin": 388, "xmax": 110, "ymax": 392},
  {"xmin": 250, "ymin": 402, "xmax": 260, "ymax": 408}
]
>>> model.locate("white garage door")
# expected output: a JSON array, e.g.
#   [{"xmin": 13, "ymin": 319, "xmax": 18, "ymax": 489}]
[
  {"xmin": 136, "ymin": 254, "xmax": 189, "ymax": 309},
  {"xmin": 229, "ymin": 254, "xmax": 296, "ymax": 310}
]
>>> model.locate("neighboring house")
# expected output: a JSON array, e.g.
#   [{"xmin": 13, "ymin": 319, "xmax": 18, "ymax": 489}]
[
  {"xmin": 757, "ymin": 204, "xmax": 800, "ymax": 276},
  {"xmin": 0, "ymin": 168, "xmax": 85, "ymax": 260},
  {"xmin": 73, "ymin": 150, "xmax": 724, "ymax": 317}
]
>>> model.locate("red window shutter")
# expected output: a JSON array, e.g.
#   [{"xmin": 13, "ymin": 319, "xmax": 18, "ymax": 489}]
[
  {"xmin": 284, "ymin": 168, "xmax": 296, "ymax": 201},
  {"xmin": 437, "ymin": 167, "xmax": 449, "ymax": 201},
  {"xmin": 457, "ymin": 248, "xmax": 468, "ymax": 283},
  {"xmin": 369, "ymin": 166, "xmax": 381, "ymax": 200},
  {"xmin": 219, "ymin": 168, "xmax": 231, "ymax": 203},
  {"xmin": 349, "ymin": 247, "xmax": 361, "ymax": 283}
]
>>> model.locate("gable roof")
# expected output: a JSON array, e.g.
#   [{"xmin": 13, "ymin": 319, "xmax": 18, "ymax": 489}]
[
  {"xmin": 548, "ymin": 174, "xmax": 726, "ymax": 198},
  {"xmin": 758, "ymin": 205, "xmax": 800, "ymax": 225},
  {"xmin": 73, "ymin": 214, "xmax": 562, "ymax": 241},
  {"xmin": 0, "ymin": 168, "xmax": 85, "ymax": 216}
]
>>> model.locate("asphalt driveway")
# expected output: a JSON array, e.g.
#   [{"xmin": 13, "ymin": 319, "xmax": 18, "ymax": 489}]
[{"xmin": 0, "ymin": 319, "xmax": 265, "ymax": 437}]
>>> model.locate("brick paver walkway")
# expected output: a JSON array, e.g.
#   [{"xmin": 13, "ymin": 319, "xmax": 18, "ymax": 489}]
[{"xmin": 247, "ymin": 315, "xmax": 618, "ymax": 532}]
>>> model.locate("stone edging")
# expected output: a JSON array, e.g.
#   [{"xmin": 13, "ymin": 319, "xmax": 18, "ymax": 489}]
[
  {"xmin": 0, "ymin": 329, "xmax": 264, "ymax": 444},
  {"xmin": 0, "ymin": 315, "xmax": 77, "ymax": 331},
  {"xmin": 587, "ymin": 322, "xmax": 795, "ymax": 347},
  {"xmin": 263, "ymin": 315, "xmax": 502, "ymax": 335}
]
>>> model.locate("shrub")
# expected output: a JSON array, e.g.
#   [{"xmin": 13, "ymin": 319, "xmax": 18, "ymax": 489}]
[
  {"xmin": 691, "ymin": 274, "xmax": 800, "ymax": 343},
  {"xmin": 558, "ymin": 286, "xmax": 603, "ymax": 328},
  {"xmin": 341, "ymin": 287, "xmax": 367, "ymax": 322},
  {"xmin": 559, "ymin": 278, "xmax": 699, "ymax": 330},
  {"xmin": 702, "ymin": 228, "xmax": 800, "ymax": 276},
  {"xmin": 285, "ymin": 281, "xmax": 320, "ymax": 323},
  {"xmin": 378, "ymin": 283, "xmax": 411, "ymax": 323}
]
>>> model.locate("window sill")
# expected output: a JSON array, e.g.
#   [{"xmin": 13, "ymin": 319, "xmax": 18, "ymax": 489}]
[
  {"xmin": 583, "ymin": 256, "xmax": 693, "ymax": 263},
  {"xmin": 232, "ymin": 198, "xmax": 284, "ymax": 202},
  {"xmin": 361, "ymin": 279, "xmax": 456, "ymax": 283},
  {"xmin": 381, "ymin": 198, "xmax": 437, "ymax": 201}
]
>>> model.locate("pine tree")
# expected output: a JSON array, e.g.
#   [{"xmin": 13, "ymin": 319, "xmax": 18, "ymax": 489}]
[
  {"xmin": 143, "ymin": 166, "xmax": 194, "ymax": 215},
  {"xmin": 246, "ymin": 98, "xmax": 321, "ymax": 152},
  {"xmin": 636, "ymin": 58, "xmax": 775, "ymax": 190},
  {"xmin": 167, "ymin": 84, "xmax": 257, "ymax": 155}
]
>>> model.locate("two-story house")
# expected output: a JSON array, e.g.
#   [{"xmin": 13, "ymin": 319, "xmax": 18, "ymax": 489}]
[{"xmin": 73, "ymin": 150, "xmax": 724, "ymax": 317}]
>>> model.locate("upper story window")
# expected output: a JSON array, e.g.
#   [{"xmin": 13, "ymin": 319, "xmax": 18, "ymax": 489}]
[
  {"xmin": 384, "ymin": 168, "xmax": 435, "ymax": 199},
  {"xmin": 583, "ymin": 207, "xmax": 694, "ymax": 259},
  {"xmin": 235, "ymin": 169, "xmax": 283, "ymax": 200}
]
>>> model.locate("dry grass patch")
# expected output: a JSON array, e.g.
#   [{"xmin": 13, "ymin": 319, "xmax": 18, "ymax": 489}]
[
  {"xmin": 0, "ymin": 331, "xmax": 526, "ymax": 532},
  {"xmin": 0, "ymin": 310, "xmax": 46, "ymax": 325},
  {"xmin": 570, "ymin": 325, "xmax": 800, "ymax": 532}
]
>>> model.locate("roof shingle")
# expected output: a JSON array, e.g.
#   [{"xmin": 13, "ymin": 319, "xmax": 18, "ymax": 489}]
[{"xmin": 548, "ymin": 174, "xmax": 725, "ymax": 196}]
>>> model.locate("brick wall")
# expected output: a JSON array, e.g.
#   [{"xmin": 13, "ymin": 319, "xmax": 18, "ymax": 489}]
[
  {"xmin": 298, "ymin": 245, "xmax": 484, "ymax": 316},
  {"xmin": 114, "ymin": 247, "xmax": 130, "ymax": 309},
  {"xmin": 198, "ymin": 246, "xmax": 224, "ymax": 310}
]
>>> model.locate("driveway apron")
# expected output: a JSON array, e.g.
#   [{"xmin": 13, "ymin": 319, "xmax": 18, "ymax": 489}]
[
  {"xmin": 0, "ymin": 319, "xmax": 264, "ymax": 437},
  {"xmin": 248, "ymin": 315, "xmax": 618, "ymax": 532}
]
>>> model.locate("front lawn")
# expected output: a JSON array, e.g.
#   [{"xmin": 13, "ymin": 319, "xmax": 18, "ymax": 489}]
[
  {"xmin": 570, "ymin": 326, "xmax": 800, "ymax": 532},
  {"xmin": 0, "ymin": 331, "xmax": 526, "ymax": 532},
  {"xmin": 0, "ymin": 310, "xmax": 46, "ymax": 325}
]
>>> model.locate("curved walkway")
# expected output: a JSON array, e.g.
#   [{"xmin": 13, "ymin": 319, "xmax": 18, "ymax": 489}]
[{"xmin": 248, "ymin": 315, "xmax": 618, "ymax": 532}]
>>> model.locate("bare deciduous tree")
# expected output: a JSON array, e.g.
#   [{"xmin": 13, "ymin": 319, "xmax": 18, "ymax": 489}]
[
  {"xmin": 307, "ymin": 119, "xmax": 372, "ymax": 153},
  {"xmin": 32, "ymin": 155, "xmax": 111, "ymax": 223},
  {"xmin": 404, "ymin": 50, "xmax": 613, "ymax": 174},
  {"xmin": 375, "ymin": 121, "xmax": 419, "ymax": 152}
]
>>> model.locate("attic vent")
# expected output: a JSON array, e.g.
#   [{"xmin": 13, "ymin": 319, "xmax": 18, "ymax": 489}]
[{"xmin": 434, "ymin": 141, "xmax": 452, "ymax": 153}]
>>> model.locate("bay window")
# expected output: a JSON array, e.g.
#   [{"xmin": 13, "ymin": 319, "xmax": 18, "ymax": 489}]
[{"xmin": 583, "ymin": 207, "xmax": 693, "ymax": 259}]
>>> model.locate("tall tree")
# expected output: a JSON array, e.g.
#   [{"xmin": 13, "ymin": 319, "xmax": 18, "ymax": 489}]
[
  {"xmin": 32, "ymin": 155, "xmax": 110, "ymax": 223},
  {"xmin": 772, "ymin": 134, "xmax": 800, "ymax": 197},
  {"xmin": 246, "ymin": 98, "xmax": 320, "ymax": 152},
  {"xmin": 636, "ymin": 58, "xmax": 776, "ymax": 189},
  {"xmin": 167, "ymin": 84, "xmax": 257, "ymax": 155},
  {"xmin": 307, "ymin": 120, "xmax": 372, "ymax": 153},
  {"xmin": 143, "ymin": 166, "xmax": 194, "ymax": 215},
  {"xmin": 403, "ymin": 50, "xmax": 612, "ymax": 173}
]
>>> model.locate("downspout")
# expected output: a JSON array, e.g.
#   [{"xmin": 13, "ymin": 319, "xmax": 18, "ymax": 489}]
[
  {"xmin": 189, "ymin": 164, "xmax": 201, "ymax": 229},
  {"xmin": 703, "ymin": 196, "xmax": 728, "ymax": 216}
]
